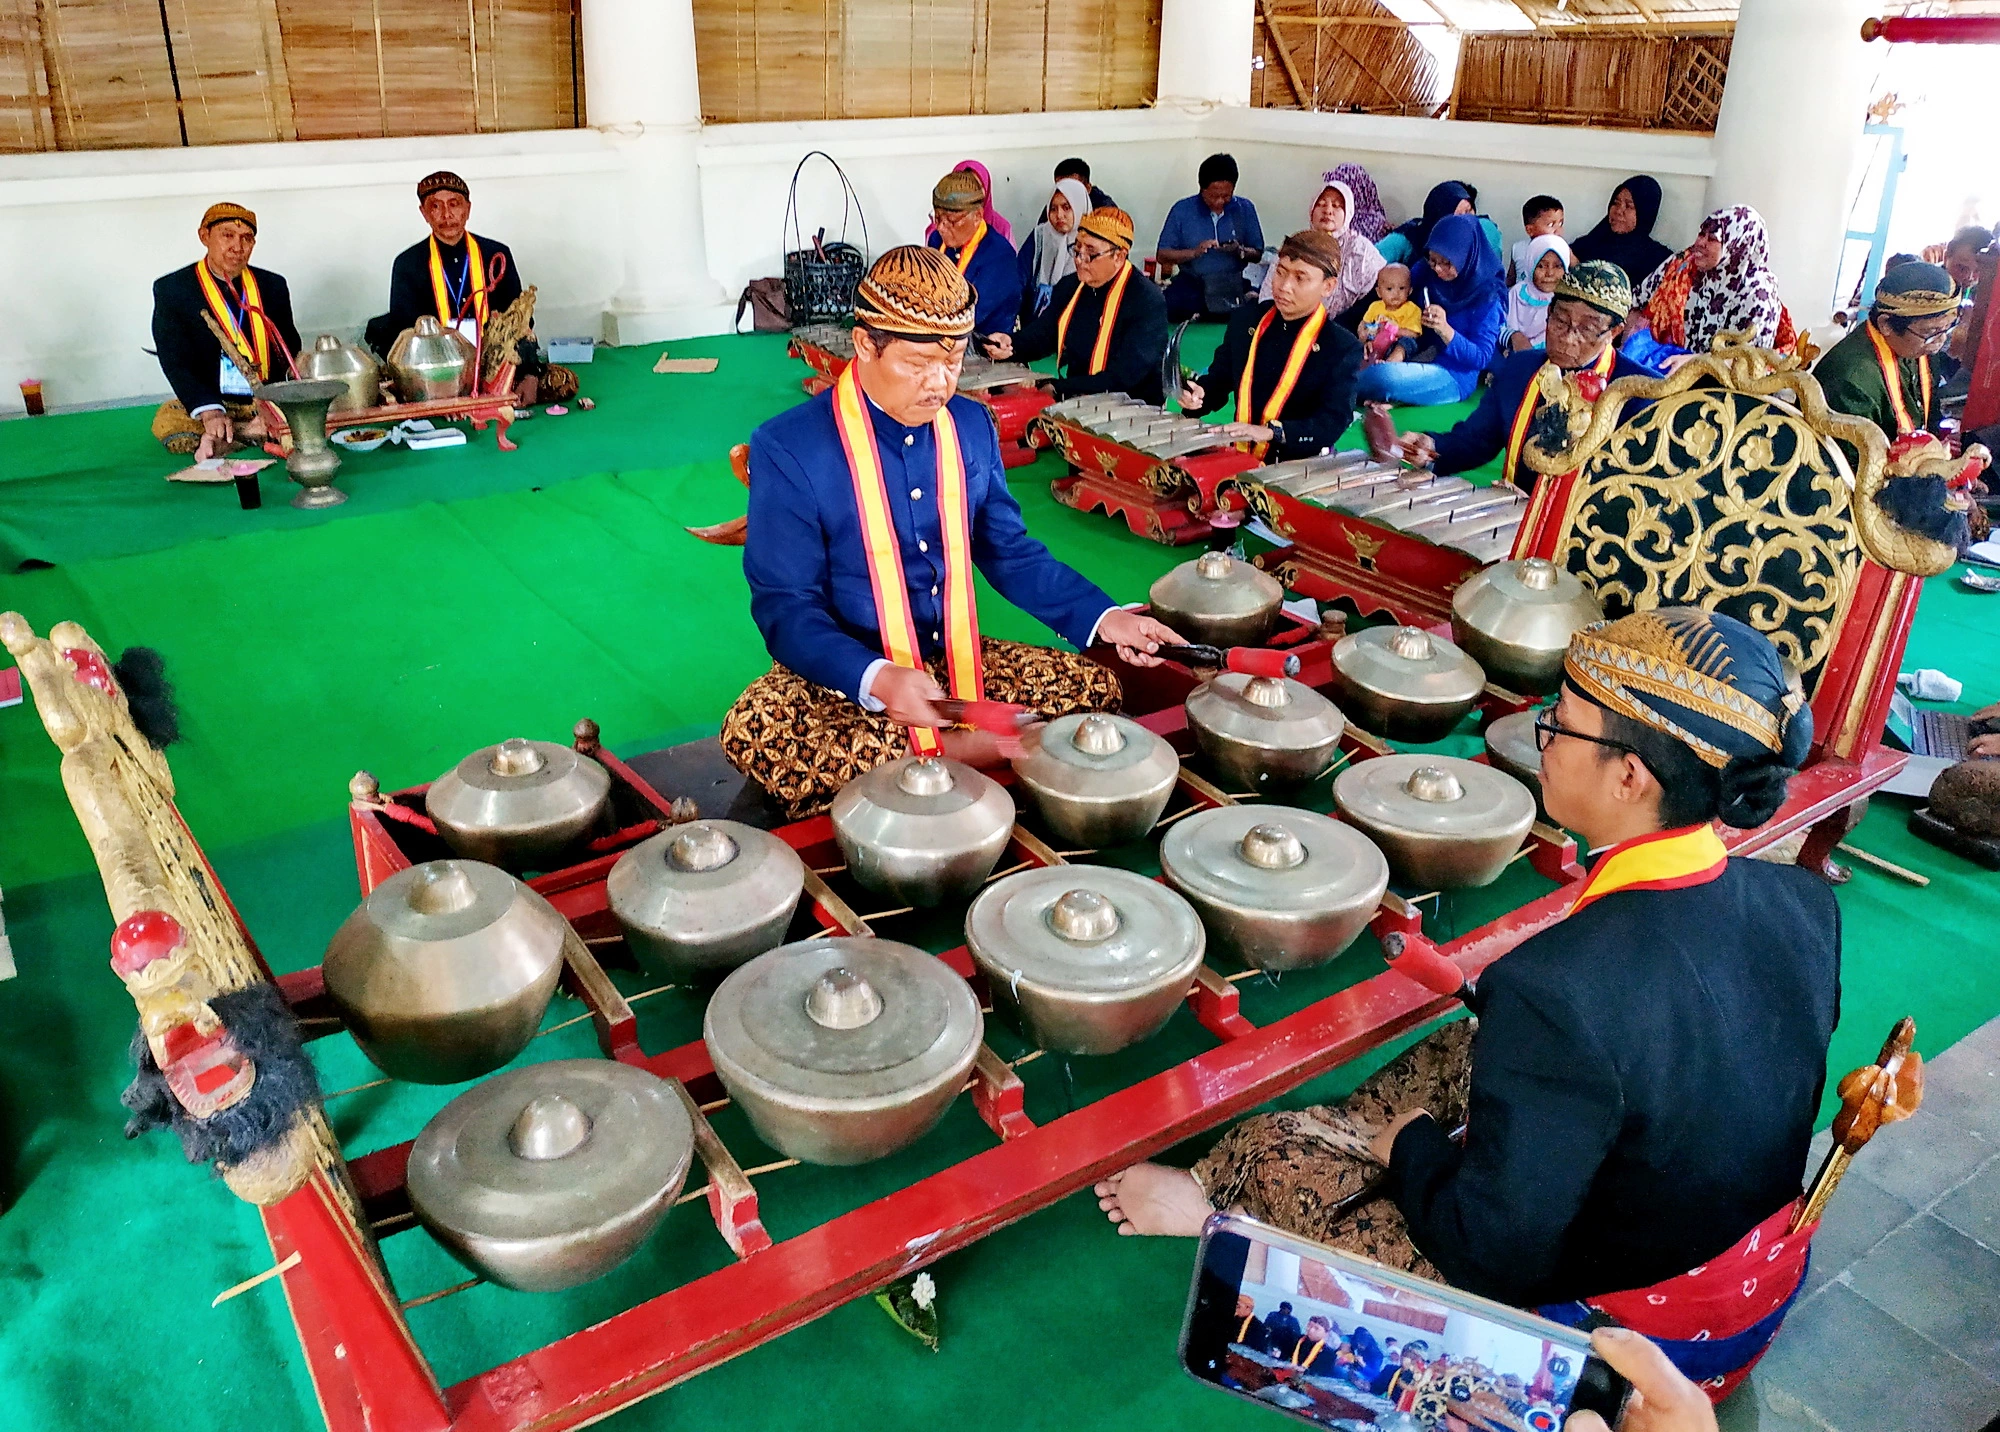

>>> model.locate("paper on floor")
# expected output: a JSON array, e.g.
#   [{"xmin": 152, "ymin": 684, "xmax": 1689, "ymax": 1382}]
[{"xmin": 654, "ymin": 355, "xmax": 720, "ymax": 374}]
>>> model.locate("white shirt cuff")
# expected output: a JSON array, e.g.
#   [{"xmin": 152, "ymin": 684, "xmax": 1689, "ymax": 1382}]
[
  {"xmin": 188, "ymin": 403, "xmax": 225, "ymax": 419},
  {"xmin": 856, "ymin": 659, "xmax": 890, "ymax": 712},
  {"xmin": 1086, "ymin": 603, "xmax": 1142, "ymax": 647}
]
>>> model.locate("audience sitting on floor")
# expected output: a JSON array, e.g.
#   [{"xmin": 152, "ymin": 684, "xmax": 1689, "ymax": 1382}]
[
  {"xmin": 1355, "ymin": 213, "xmax": 1507, "ymax": 407},
  {"xmin": 1379, "ymin": 179, "xmax": 1476, "ymax": 269},
  {"xmin": 1361, "ymin": 263, "xmax": 1423, "ymax": 363},
  {"xmin": 1254, "ymin": 173, "xmax": 1384, "ymax": 321},
  {"xmin": 1627, "ymin": 204, "xmax": 1797, "ymax": 367},
  {"xmin": 1017, "ymin": 177, "xmax": 1092, "ymax": 321},
  {"xmin": 1504, "ymin": 233, "xmax": 1574, "ymax": 353},
  {"xmin": 1511, "ymin": 193, "xmax": 1565, "ymax": 283},
  {"xmin": 1040, "ymin": 156, "xmax": 1115, "ymax": 221},
  {"xmin": 1157, "ymin": 153, "xmax": 1265, "ymax": 323},
  {"xmin": 1571, "ymin": 174, "xmax": 1676, "ymax": 288}
]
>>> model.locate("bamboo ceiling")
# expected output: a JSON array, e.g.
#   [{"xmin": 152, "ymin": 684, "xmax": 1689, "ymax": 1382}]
[{"xmin": 1253, "ymin": 0, "xmax": 1445, "ymax": 116}]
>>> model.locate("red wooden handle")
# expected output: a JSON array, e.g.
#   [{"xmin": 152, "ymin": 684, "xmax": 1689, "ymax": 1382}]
[
  {"xmin": 932, "ymin": 699, "xmax": 1032, "ymax": 734},
  {"xmin": 1383, "ymin": 934, "xmax": 1468, "ymax": 999},
  {"xmin": 1226, "ymin": 648, "xmax": 1300, "ymax": 678}
]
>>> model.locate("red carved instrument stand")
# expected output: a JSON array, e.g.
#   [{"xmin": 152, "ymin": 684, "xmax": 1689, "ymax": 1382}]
[
  {"xmin": 260, "ymin": 361, "xmax": 523, "ymax": 456},
  {"xmin": 787, "ymin": 333, "xmax": 1052, "ymax": 468},
  {"xmin": 1025, "ymin": 412, "xmax": 1264, "ymax": 546}
]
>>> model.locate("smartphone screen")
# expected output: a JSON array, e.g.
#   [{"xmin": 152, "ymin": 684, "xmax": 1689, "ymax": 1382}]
[{"xmin": 1181, "ymin": 1214, "xmax": 1629, "ymax": 1431}]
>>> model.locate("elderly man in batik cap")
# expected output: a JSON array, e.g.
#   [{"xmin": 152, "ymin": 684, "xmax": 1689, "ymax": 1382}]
[
  {"xmin": 1398, "ymin": 258, "xmax": 1653, "ymax": 490},
  {"xmin": 364, "ymin": 170, "xmax": 576, "ymax": 406},
  {"xmin": 987, "ymin": 207, "xmax": 1170, "ymax": 405},
  {"xmin": 926, "ymin": 168, "xmax": 1021, "ymax": 349},
  {"xmin": 1812, "ymin": 261, "xmax": 1963, "ymax": 441},
  {"xmin": 719, "ymin": 245, "xmax": 1184, "ymax": 818},
  {"xmin": 149, "ymin": 202, "xmax": 301, "ymax": 457},
  {"xmin": 1099, "ymin": 606, "xmax": 1835, "ymax": 1405}
]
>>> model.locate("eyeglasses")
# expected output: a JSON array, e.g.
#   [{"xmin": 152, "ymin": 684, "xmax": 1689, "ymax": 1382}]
[
  {"xmin": 1545, "ymin": 307, "xmax": 1617, "ymax": 342},
  {"xmin": 1533, "ymin": 708, "xmax": 1636, "ymax": 756},
  {"xmin": 1905, "ymin": 315, "xmax": 1960, "ymax": 346},
  {"xmin": 1068, "ymin": 241, "xmax": 1118, "ymax": 264}
]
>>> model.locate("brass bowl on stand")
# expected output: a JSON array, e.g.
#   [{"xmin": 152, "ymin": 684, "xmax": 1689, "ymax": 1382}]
[{"xmin": 255, "ymin": 378, "xmax": 349, "ymax": 509}]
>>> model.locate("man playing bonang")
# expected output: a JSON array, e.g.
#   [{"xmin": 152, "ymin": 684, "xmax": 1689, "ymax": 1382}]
[
  {"xmin": 986, "ymin": 207, "xmax": 1169, "ymax": 405},
  {"xmin": 1095, "ymin": 608, "xmax": 1837, "ymax": 1402},
  {"xmin": 719, "ymin": 247, "xmax": 1184, "ymax": 817}
]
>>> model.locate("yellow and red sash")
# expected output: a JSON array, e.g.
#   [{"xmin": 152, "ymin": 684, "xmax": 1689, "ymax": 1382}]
[
  {"xmin": 1504, "ymin": 345, "xmax": 1616, "ymax": 490},
  {"xmin": 829, "ymin": 363, "xmax": 983, "ymax": 755},
  {"xmin": 1237, "ymin": 305, "xmax": 1326, "ymax": 456},
  {"xmin": 1866, "ymin": 320, "xmax": 1930, "ymax": 437},
  {"xmin": 196, "ymin": 264, "xmax": 269, "ymax": 382},
  {"xmin": 1567, "ymin": 823, "xmax": 1728, "ymax": 917},
  {"xmin": 949, "ymin": 222, "xmax": 988, "ymax": 277},
  {"xmin": 1291, "ymin": 1338, "xmax": 1326, "ymax": 1371},
  {"xmin": 1055, "ymin": 263, "xmax": 1134, "ymax": 377},
  {"xmin": 429, "ymin": 234, "xmax": 488, "ymax": 327}
]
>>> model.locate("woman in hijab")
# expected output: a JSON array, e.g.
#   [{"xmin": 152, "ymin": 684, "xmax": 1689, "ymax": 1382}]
[
  {"xmin": 1572, "ymin": 176, "xmax": 1675, "ymax": 286},
  {"xmin": 1326, "ymin": 162, "xmax": 1390, "ymax": 244},
  {"xmin": 1357, "ymin": 212, "xmax": 1507, "ymax": 406},
  {"xmin": 1378, "ymin": 180, "xmax": 1474, "ymax": 266},
  {"xmin": 1017, "ymin": 177, "xmax": 1091, "ymax": 321},
  {"xmin": 923, "ymin": 159, "xmax": 1013, "ymax": 243},
  {"xmin": 1630, "ymin": 205, "xmax": 1797, "ymax": 361},
  {"xmin": 1257, "ymin": 177, "xmax": 1384, "ymax": 319}
]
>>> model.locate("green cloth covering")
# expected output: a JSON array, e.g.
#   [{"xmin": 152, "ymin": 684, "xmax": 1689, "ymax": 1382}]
[
  {"xmin": 1812, "ymin": 320, "xmax": 1937, "ymax": 441},
  {"xmin": 0, "ymin": 329, "xmax": 1995, "ymax": 1432}
]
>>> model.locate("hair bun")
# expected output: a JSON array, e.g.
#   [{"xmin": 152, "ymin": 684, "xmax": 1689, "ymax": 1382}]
[{"xmin": 1716, "ymin": 758, "xmax": 1794, "ymax": 830}]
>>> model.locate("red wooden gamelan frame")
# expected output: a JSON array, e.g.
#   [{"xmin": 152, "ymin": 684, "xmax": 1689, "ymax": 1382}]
[
  {"xmin": 243, "ymin": 561, "xmax": 1912, "ymax": 1430},
  {"xmin": 259, "ymin": 360, "xmax": 523, "ymax": 457},
  {"xmin": 787, "ymin": 332, "xmax": 1052, "ymax": 469},
  {"xmin": 1025, "ymin": 411, "xmax": 1265, "ymax": 546}
]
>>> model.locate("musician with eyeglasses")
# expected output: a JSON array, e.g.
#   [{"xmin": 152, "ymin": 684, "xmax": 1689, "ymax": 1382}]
[
  {"xmin": 983, "ymin": 207, "xmax": 1168, "ymax": 405},
  {"xmin": 1811, "ymin": 261, "xmax": 1962, "ymax": 442},
  {"xmin": 1397, "ymin": 260, "xmax": 1654, "ymax": 490}
]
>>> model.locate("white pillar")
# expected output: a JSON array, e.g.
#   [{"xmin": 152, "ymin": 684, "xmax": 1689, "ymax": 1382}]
[
  {"xmin": 1708, "ymin": 0, "xmax": 1873, "ymax": 332},
  {"xmin": 1157, "ymin": 0, "xmax": 1256, "ymax": 109},
  {"xmin": 580, "ymin": 0, "xmax": 728, "ymax": 344}
]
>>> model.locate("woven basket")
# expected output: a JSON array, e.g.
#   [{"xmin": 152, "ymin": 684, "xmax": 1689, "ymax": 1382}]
[{"xmin": 782, "ymin": 151, "xmax": 871, "ymax": 325}]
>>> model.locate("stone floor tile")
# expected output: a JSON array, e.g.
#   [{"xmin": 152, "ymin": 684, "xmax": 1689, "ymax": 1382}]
[
  {"xmin": 1845, "ymin": 1214, "xmax": 2000, "ymax": 1368},
  {"xmin": 1717, "ymin": 1374, "xmax": 1823, "ymax": 1432},
  {"xmin": 1756, "ymin": 1284, "xmax": 2000, "ymax": 1432},
  {"xmin": 1924, "ymin": 1050, "xmax": 2000, "ymax": 1140},
  {"xmin": 1936, "ymin": 1155, "xmax": 2000, "ymax": 1253},
  {"xmin": 1800, "ymin": 1174, "xmax": 1917, "ymax": 1296},
  {"xmin": 1848, "ymin": 1107, "xmax": 1994, "ymax": 1209}
]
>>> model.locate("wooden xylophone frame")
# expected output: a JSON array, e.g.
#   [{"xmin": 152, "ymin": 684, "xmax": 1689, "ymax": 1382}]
[
  {"xmin": 247, "ymin": 589, "xmax": 1911, "ymax": 1429},
  {"xmin": 787, "ymin": 332, "xmax": 1053, "ymax": 469},
  {"xmin": 1024, "ymin": 411, "xmax": 1265, "ymax": 546}
]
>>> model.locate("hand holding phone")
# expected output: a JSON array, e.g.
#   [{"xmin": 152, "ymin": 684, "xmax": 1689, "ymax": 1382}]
[{"xmin": 1182, "ymin": 1214, "xmax": 1634, "ymax": 1431}]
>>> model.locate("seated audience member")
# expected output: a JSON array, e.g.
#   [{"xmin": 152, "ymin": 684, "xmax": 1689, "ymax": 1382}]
[
  {"xmin": 1503, "ymin": 234, "xmax": 1574, "ymax": 352},
  {"xmin": 926, "ymin": 168, "xmax": 1022, "ymax": 349},
  {"xmin": 365, "ymin": 171, "xmax": 574, "ymax": 407},
  {"xmin": 150, "ymin": 202, "xmax": 300, "ymax": 458},
  {"xmin": 1017, "ymin": 178, "xmax": 1091, "ymax": 321},
  {"xmin": 1571, "ymin": 175, "xmax": 1676, "ymax": 287},
  {"xmin": 1814, "ymin": 261, "xmax": 1961, "ymax": 440},
  {"xmin": 1256, "ymin": 175, "xmax": 1385, "ymax": 320},
  {"xmin": 1327, "ymin": 162, "xmax": 1392, "ymax": 244},
  {"xmin": 1378, "ymin": 180, "xmax": 1474, "ymax": 267},
  {"xmin": 1355, "ymin": 213, "xmax": 1506, "ymax": 407},
  {"xmin": 1178, "ymin": 231, "xmax": 1364, "ymax": 460},
  {"xmin": 990, "ymin": 207, "xmax": 1167, "ymax": 404},
  {"xmin": 1511, "ymin": 194, "xmax": 1565, "ymax": 282},
  {"xmin": 924, "ymin": 159, "xmax": 1014, "ymax": 244},
  {"xmin": 1360, "ymin": 264, "xmax": 1423, "ymax": 363},
  {"xmin": 1095, "ymin": 608, "xmax": 1832, "ymax": 1407},
  {"xmin": 1264, "ymin": 1300, "xmax": 1304, "ymax": 1350},
  {"xmin": 1402, "ymin": 261, "xmax": 1648, "ymax": 487},
  {"xmin": 1158, "ymin": 153, "xmax": 1265, "ymax": 322},
  {"xmin": 1629, "ymin": 205, "xmax": 1796, "ymax": 362},
  {"xmin": 1038, "ymin": 157, "xmax": 1115, "ymax": 221},
  {"xmin": 1934, "ymin": 224, "xmax": 1992, "ymax": 294}
]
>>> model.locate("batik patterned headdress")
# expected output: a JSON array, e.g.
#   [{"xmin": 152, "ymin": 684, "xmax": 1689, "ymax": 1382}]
[{"xmin": 854, "ymin": 245, "xmax": 977, "ymax": 339}]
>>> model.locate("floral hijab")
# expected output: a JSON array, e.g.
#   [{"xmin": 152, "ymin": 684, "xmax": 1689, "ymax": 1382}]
[
  {"xmin": 1636, "ymin": 205, "xmax": 1790, "ymax": 351},
  {"xmin": 1257, "ymin": 178, "xmax": 1385, "ymax": 316},
  {"xmin": 1326, "ymin": 164, "xmax": 1390, "ymax": 243}
]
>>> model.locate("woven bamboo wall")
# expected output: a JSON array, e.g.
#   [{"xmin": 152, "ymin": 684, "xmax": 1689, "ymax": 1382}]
[
  {"xmin": 692, "ymin": 0, "xmax": 1160, "ymax": 124},
  {"xmin": 0, "ymin": 0, "xmax": 579, "ymax": 153},
  {"xmin": 1251, "ymin": 0, "xmax": 1444, "ymax": 116},
  {"xmin": 1452, "ymin": 31, "xmax": 1733, "ymax": 131}
]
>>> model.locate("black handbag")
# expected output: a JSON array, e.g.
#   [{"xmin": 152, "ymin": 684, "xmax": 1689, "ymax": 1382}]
[{"xmin": 782, "ymin": 151, "xmax": 871, "ymax": 325}]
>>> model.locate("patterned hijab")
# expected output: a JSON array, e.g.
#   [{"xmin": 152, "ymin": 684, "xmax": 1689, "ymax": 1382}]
[
  {"xmin": 1636, "ymin": 205, "xmax": 1790, "ymax": 352},
  {"xmin": 1326, "ymin": 163, "xmax": 1390, "ymax": 243}
]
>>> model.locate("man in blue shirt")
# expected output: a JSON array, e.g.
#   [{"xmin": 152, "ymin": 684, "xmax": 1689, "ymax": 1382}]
[
  {"xmin": 1157, "ymin": 153, "xmax": 1265, "ymax": 323},
  {"xmin": 719, "ymin": 246, "xmax": 1184, "ymax": 817},
  {"xmin": 926, "ymin": 169, "xmax": 1022, "ymax": 350}
]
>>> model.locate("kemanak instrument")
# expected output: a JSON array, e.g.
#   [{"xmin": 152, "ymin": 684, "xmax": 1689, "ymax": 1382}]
[{"xmin": 5, "ymin": 337, "xmax": 1956, "ymax": 1432}]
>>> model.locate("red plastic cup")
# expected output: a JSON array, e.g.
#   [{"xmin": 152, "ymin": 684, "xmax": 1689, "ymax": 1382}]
[{"xmin": 19, "ymin": 379, "xmax": 45, "ymax": 417}]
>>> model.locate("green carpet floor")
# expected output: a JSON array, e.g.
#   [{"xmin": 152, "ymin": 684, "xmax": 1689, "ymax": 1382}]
[{"xmin": 0, "ymin": 332, "xmax": 1993, "ymax": 1432}]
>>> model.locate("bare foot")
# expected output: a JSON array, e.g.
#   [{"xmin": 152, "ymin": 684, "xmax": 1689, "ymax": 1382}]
[{"xmin": 1093, "ymin": 1163, "xmax": 1213, "ymax": 1236}]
